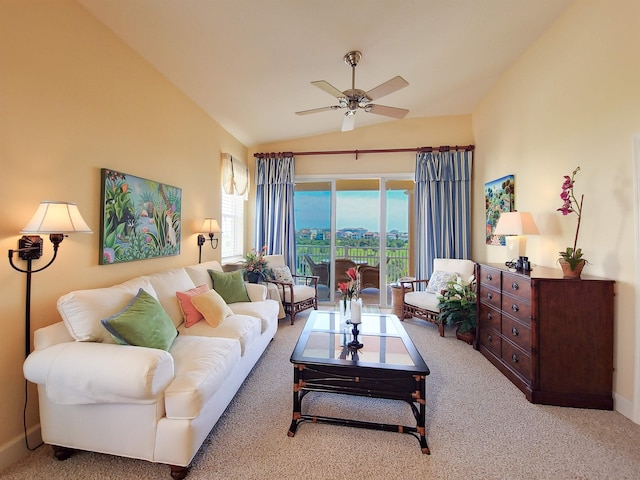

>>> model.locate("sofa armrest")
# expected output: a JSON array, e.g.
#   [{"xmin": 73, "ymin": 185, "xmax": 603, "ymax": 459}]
[
  {"xmin": 23, "ymin": 342, "xmax": 175, "ymax": 405},
  {"xmin": 245, "ymin": 283, "xmax": 267, "ymax": 301}
]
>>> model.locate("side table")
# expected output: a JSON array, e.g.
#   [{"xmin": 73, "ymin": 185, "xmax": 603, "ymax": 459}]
[{"xmin": 390, "ymin": 283, "xmax": 410, "ymax": 319}]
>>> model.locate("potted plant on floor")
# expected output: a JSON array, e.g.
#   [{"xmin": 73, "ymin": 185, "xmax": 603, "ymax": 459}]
[{"xmin": 437, "ymin": 276, "xmax": 477, "ymax": 344}]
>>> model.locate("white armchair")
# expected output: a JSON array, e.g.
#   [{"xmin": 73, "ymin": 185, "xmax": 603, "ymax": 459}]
[
  {"xmin": 400, "ymin": 258, "xmax": 476, "ymax": 337},
  {"xmin": 263, "ymin": 254, "xmax": 318, "ymax": 324}
]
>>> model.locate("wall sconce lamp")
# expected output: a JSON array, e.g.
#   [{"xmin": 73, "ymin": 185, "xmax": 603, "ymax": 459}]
[
  {"xmin": 494, "ymin": 211, "xmax": 540, "ymax": 263},
  {"xmin": 8, "ymin": 201, "xmax": 92, "ymax": 358},
  {"xmin": 197, "ymin": 218, "xmax": 221, "ymax": 263}
]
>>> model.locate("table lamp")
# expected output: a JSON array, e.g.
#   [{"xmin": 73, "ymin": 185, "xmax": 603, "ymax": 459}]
[{"xmin": 494, "ymin": 211, "xmax": 540, "ymax": 262}]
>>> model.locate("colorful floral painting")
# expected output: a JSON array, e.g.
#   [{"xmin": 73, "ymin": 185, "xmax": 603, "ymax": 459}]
[
  {"xmin": 485, "ymin": 174, "xmax": 515, "ymax": 246},
  {"xmin": 100, "ymin": 169, "xmax": 181, "ymax": 264}
]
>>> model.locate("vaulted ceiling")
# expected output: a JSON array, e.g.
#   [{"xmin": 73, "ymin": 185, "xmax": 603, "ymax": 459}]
[{"xmin": 78, "ymin": 0, "xmax": 573, "ymax": 146}]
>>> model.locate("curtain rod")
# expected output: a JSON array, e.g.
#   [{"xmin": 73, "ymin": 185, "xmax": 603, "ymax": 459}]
[{"xmin": 254, "ymin": 144, "xmax": 475, "ymax": 160}]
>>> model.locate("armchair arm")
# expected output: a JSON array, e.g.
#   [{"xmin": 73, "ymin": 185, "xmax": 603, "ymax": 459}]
[
  {"xmin": 24, "ymin": 342, "xmax": 175, "ymax": 405},
  {"xmin": 400, "ymin": 278, "xmax": 430, "ymax": 293}
]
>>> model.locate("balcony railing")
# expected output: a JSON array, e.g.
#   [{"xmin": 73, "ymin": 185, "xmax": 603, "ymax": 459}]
[{"xmin": 295, "ymin": 244, "xmax": 409, "ymax": 286}]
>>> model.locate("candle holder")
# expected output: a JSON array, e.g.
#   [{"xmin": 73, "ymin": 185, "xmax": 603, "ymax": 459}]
[{"xmin": 348, "ymin": 322, "xmax": 363, "ymax": 349}]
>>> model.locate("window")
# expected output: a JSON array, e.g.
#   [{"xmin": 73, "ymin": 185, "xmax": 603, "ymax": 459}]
[{"xmin": 221, "ymin": 192, "xmax": 244, "ymax": 259}]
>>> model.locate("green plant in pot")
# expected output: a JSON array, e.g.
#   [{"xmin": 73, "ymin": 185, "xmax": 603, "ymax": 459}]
[{"xmin": 437, "ymin": 277, "xmax": 477, "ymax": 343}]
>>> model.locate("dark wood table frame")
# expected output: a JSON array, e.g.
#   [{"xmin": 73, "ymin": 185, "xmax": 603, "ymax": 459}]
[{"xmin": 287, "ymin": 311, "xmax": 431, "ymax": 454}]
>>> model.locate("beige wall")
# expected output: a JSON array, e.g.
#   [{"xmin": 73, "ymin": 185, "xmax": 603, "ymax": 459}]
[
  {"xmin": 472, "ymin": 0, "xmax": 640, "ymax": 416},
  {"xmin": 0, "ymin": 1, "xmax": 246, "ymax": 466}
]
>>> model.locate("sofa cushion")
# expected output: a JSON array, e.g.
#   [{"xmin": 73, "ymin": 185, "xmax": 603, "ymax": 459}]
[
  {"xmin": 165, "ymin": 335, "xmax": 241, "ymax": 419},
  {"xmin": 57, "ymin": 276, "xmax": 158, "ymax": 343},
  {"xmin": 178, "ymin": 314, "xmax": 262, "ymax": 356},
  {"xmin": 184, "ymin": 260, "xmax": 224, "ymax": 289},
  {"xmin": 208, "ymin": 269, "xmax": 250, "ymax": 303},
  {"xmin": 277, "ymin": 284, "xmax": 316, "ymax": 303},
  {"xmin": 190, "ymin": 289, "xmax": 234, "ymax": 328},
  {"xmin": 425, "ymin": 271, "xmax": 458, "ymax": 294},
  {"xmin": 101, "ymin": 289, "xmax": 178, "ymax": 351},
  {"xmin": 228, "ymin": 299, "xmax": 280, "ymax": 334},
  {"xmin": 146, "ymin": 268, "xmax": 197, "ymax": 327},
  {"xmin": 176, "ymin": 284, "xmax": 210, "ymax": 327}
]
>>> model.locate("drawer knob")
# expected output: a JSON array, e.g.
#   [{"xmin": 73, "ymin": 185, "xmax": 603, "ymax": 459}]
[
  {"xmin": 512, "ymin": 282, "xmax": 519, "ymax": 290},
  {"xmin": 487, "ymin": 312, "xmax": 492, "ymax": 320},
  {"xmin": 487, "ymin": 334, "xmax": 493, "ymax": 342},
  {"xmin": 512, "ymin": 353, "xmax": 519, "ymax": 363},
  {"xmin": 511, "ymin": 304, "xmax": 519, "ymax": 312},
  {"xmin": 487, "ymin": 292, "xmax": 493, "ymax": 300},
  {"xmin": 512, "ymin": 327, "xmax": 519, "ymax": 336},
  {"xmin": 487, "ymin": 274, "xmax": 493, "ymax": 281}
]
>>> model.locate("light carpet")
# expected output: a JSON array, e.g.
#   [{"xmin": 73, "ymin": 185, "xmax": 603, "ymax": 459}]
[{"xmin": 3, "ymin": 309, "xmax": 640, "ymax": 479}]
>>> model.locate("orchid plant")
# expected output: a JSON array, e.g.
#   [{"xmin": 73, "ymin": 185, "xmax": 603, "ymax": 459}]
[{"xmin": 557, "ymin": 166, "xmax": 587, "ymax": 269}]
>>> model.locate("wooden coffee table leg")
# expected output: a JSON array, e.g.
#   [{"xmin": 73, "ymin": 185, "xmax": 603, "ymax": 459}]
[{"xmin": 288, "ymin": 363, "xmax": 303, "ymax": 437}]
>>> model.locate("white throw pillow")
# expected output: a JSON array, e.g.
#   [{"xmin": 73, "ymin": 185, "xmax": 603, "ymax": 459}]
[
  {"xmin": 425, "ymin": 271, "xmax": 458, "ymax": 294},
  {"xmin": 271, "ymin": 266, "xmax": 294, "ymax": 283}
]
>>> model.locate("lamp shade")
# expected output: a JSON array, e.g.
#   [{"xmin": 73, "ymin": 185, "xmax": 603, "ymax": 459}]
[
  {"xmin": 494, "ymin": 212, "xmax": 540, "ymax": 236},
  {"xmin": 21, "ymin": 201, "xmax": 92, "ymax": 234},
  {"xmin": 200, "ymin": 218, "xmax": 221, "ymax": 234}
]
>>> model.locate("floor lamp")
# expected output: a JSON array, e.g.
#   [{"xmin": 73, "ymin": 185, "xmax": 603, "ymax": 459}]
[{"xmin": 8, "ymin": 201, "xmax": 92, "ymax": 359}]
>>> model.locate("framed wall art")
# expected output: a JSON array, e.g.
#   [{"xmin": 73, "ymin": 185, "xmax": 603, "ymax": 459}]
[
  {"xmin": 100, "ymin": 168, "xmax": 182, "ymax": 264},
  {"xmin": 485, "ymin": 174, "xmax": 515, "ymax": 246}
]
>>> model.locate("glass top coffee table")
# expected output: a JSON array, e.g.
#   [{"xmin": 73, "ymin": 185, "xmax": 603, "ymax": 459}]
[{"xmin": 287, "ymin": 310, "xmax": 431, "ymax": 454}]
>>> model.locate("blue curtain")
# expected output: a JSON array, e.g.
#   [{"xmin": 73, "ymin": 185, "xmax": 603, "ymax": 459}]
[
  {"xmin": 414, "ymin": 149, "xmax": 473, "ymax": 280},
  {"xmin": 255, "ymin": 155, "xmax": 296, "ymax": 267}
]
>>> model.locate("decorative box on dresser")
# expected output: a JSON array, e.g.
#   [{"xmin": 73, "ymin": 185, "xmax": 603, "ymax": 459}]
[{"xmin": 476, "ymin": 263, "xmax": 614, "ymax": 410}]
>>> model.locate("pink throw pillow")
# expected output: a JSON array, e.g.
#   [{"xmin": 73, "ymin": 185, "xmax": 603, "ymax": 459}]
[{"xmin": 176, "ymin": 284, "xmax": 209, "ymax": 327}]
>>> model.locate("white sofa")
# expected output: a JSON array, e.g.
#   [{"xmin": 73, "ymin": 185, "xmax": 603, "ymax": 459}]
[{"xmin": 23, "ymin": 260, "xmax": 279, "ymax": 480}]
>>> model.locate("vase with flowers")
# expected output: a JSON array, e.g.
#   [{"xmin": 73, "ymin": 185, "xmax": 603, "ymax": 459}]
[
  {"xmin": 557, "ymin": 166, "xmax": 588, "ymax": 278},
  {"xmin": 338, "ymin": 266, "xmax": 360, "ymax": 322},
  {"xmin": 243, "ymin": 246, "xmax": 272, "ymax": 283}
]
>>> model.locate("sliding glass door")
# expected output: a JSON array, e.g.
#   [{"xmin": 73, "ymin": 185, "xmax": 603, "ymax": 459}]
[{"xmin": 294, "ymin": 176, "xmax": 412, "ymax": 308}]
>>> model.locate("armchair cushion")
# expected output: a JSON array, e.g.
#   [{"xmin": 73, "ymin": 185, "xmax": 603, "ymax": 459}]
[
  {"xmin": 101, "ymin": 289, "xmax": 178, "ymax": 351},
  {"xmin": 208, "ymin": 269, "xmax": 250, "ymax": 304},
  {"xmin": 190, "ymin": 289, "xmax": 234, "ymax": 328}
]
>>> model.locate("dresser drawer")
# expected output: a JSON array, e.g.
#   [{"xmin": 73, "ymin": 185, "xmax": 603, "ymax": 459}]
[
  {"xmin": 502, "ymin": 341, "xmax": 531, "ymax": 381},
  {"xmin": 479, "ymin": 285, "xmax": 501, "ymax": 310},
  {"xmin": 480, "ymin": 328, "xmax": 501, "ymax": 358},
  {"xmin": 502, "ymin": 272, "xmax": 531, "ymax": 302},
  {"xmin": 479, "ymin": 302, "xmax": 501, "ymax": 332},
  {"xmin": 501, "ymin": 315, "xmax": 531, "ymax": 351},
  {"xmin": 501, "ymin": 293, "xmax": 532, "ymax": 326},
  {"xmin": 478, "ymin": 267, "xmax": 501, "ymax": 290}
]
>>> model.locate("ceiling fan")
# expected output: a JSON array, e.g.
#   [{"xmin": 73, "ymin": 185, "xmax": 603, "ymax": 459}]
[{"xmin": 295, "ymin": 51, "xmax": 409, "ymax": 132}]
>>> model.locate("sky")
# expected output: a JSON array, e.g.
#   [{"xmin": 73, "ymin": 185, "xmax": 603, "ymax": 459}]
[{"xmin": 294, "ymin": 190, "xmax": 408, "ymax": 232}]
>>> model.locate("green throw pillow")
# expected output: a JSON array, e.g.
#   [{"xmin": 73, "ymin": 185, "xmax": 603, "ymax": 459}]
[
  {"xmin": 101, "ymin": 288, "xmax": 178, "ymax": 351},
  {"xmin": 208, "ymin": 269, "xmax": 251, "ymax": 303}
]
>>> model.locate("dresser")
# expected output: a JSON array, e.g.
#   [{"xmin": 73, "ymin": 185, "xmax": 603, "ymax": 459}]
[{"xmin": 476, "ymin": 263, "xmax": 614, "ymax": 410}]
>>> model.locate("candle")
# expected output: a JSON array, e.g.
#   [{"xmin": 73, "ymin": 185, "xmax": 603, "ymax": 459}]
[{"xmin": 350, "ymin": 299, "xmax": 362, "ymax": 324}]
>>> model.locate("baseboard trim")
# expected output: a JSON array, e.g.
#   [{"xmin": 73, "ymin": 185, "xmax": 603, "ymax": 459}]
[
  {"xmin": 614, "ymin": 392, "xmax": 638, "ymax": 424},
  {"xmin": 0, "ymin": 424, "xmax": 42, "ymax": 474}
]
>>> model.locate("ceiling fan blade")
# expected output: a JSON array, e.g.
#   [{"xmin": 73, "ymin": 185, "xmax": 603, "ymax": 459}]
[
  {"xmin": 295, "ymin": 105, "xmax": 340, "ymax": 116},
  {"xmin": 367, "ymin": 104, "xmax": 409, "ymax": 119},
  {"xmin": 311, "ymin": 80, "xmax": 345, "ymax": 98},
  {"xmin": 365, "ymin": 76, "xmax": 409, "ymax": 101}
]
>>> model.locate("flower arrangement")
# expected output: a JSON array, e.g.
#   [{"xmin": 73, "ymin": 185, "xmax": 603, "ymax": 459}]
[
  {"xmin": 437, "ymin": 276, "xmax": 477, "ymax": 334},
  {"xmin": 338, "ymin": 267, "xmax": 359, "ymax": 312},
  {"xmin": 243, "ymin": 246, "xmax": 272, "ymax": 279},
  {"xmin": 557, "ymin": 166, "xmax": 587, "ymax": 270}
]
